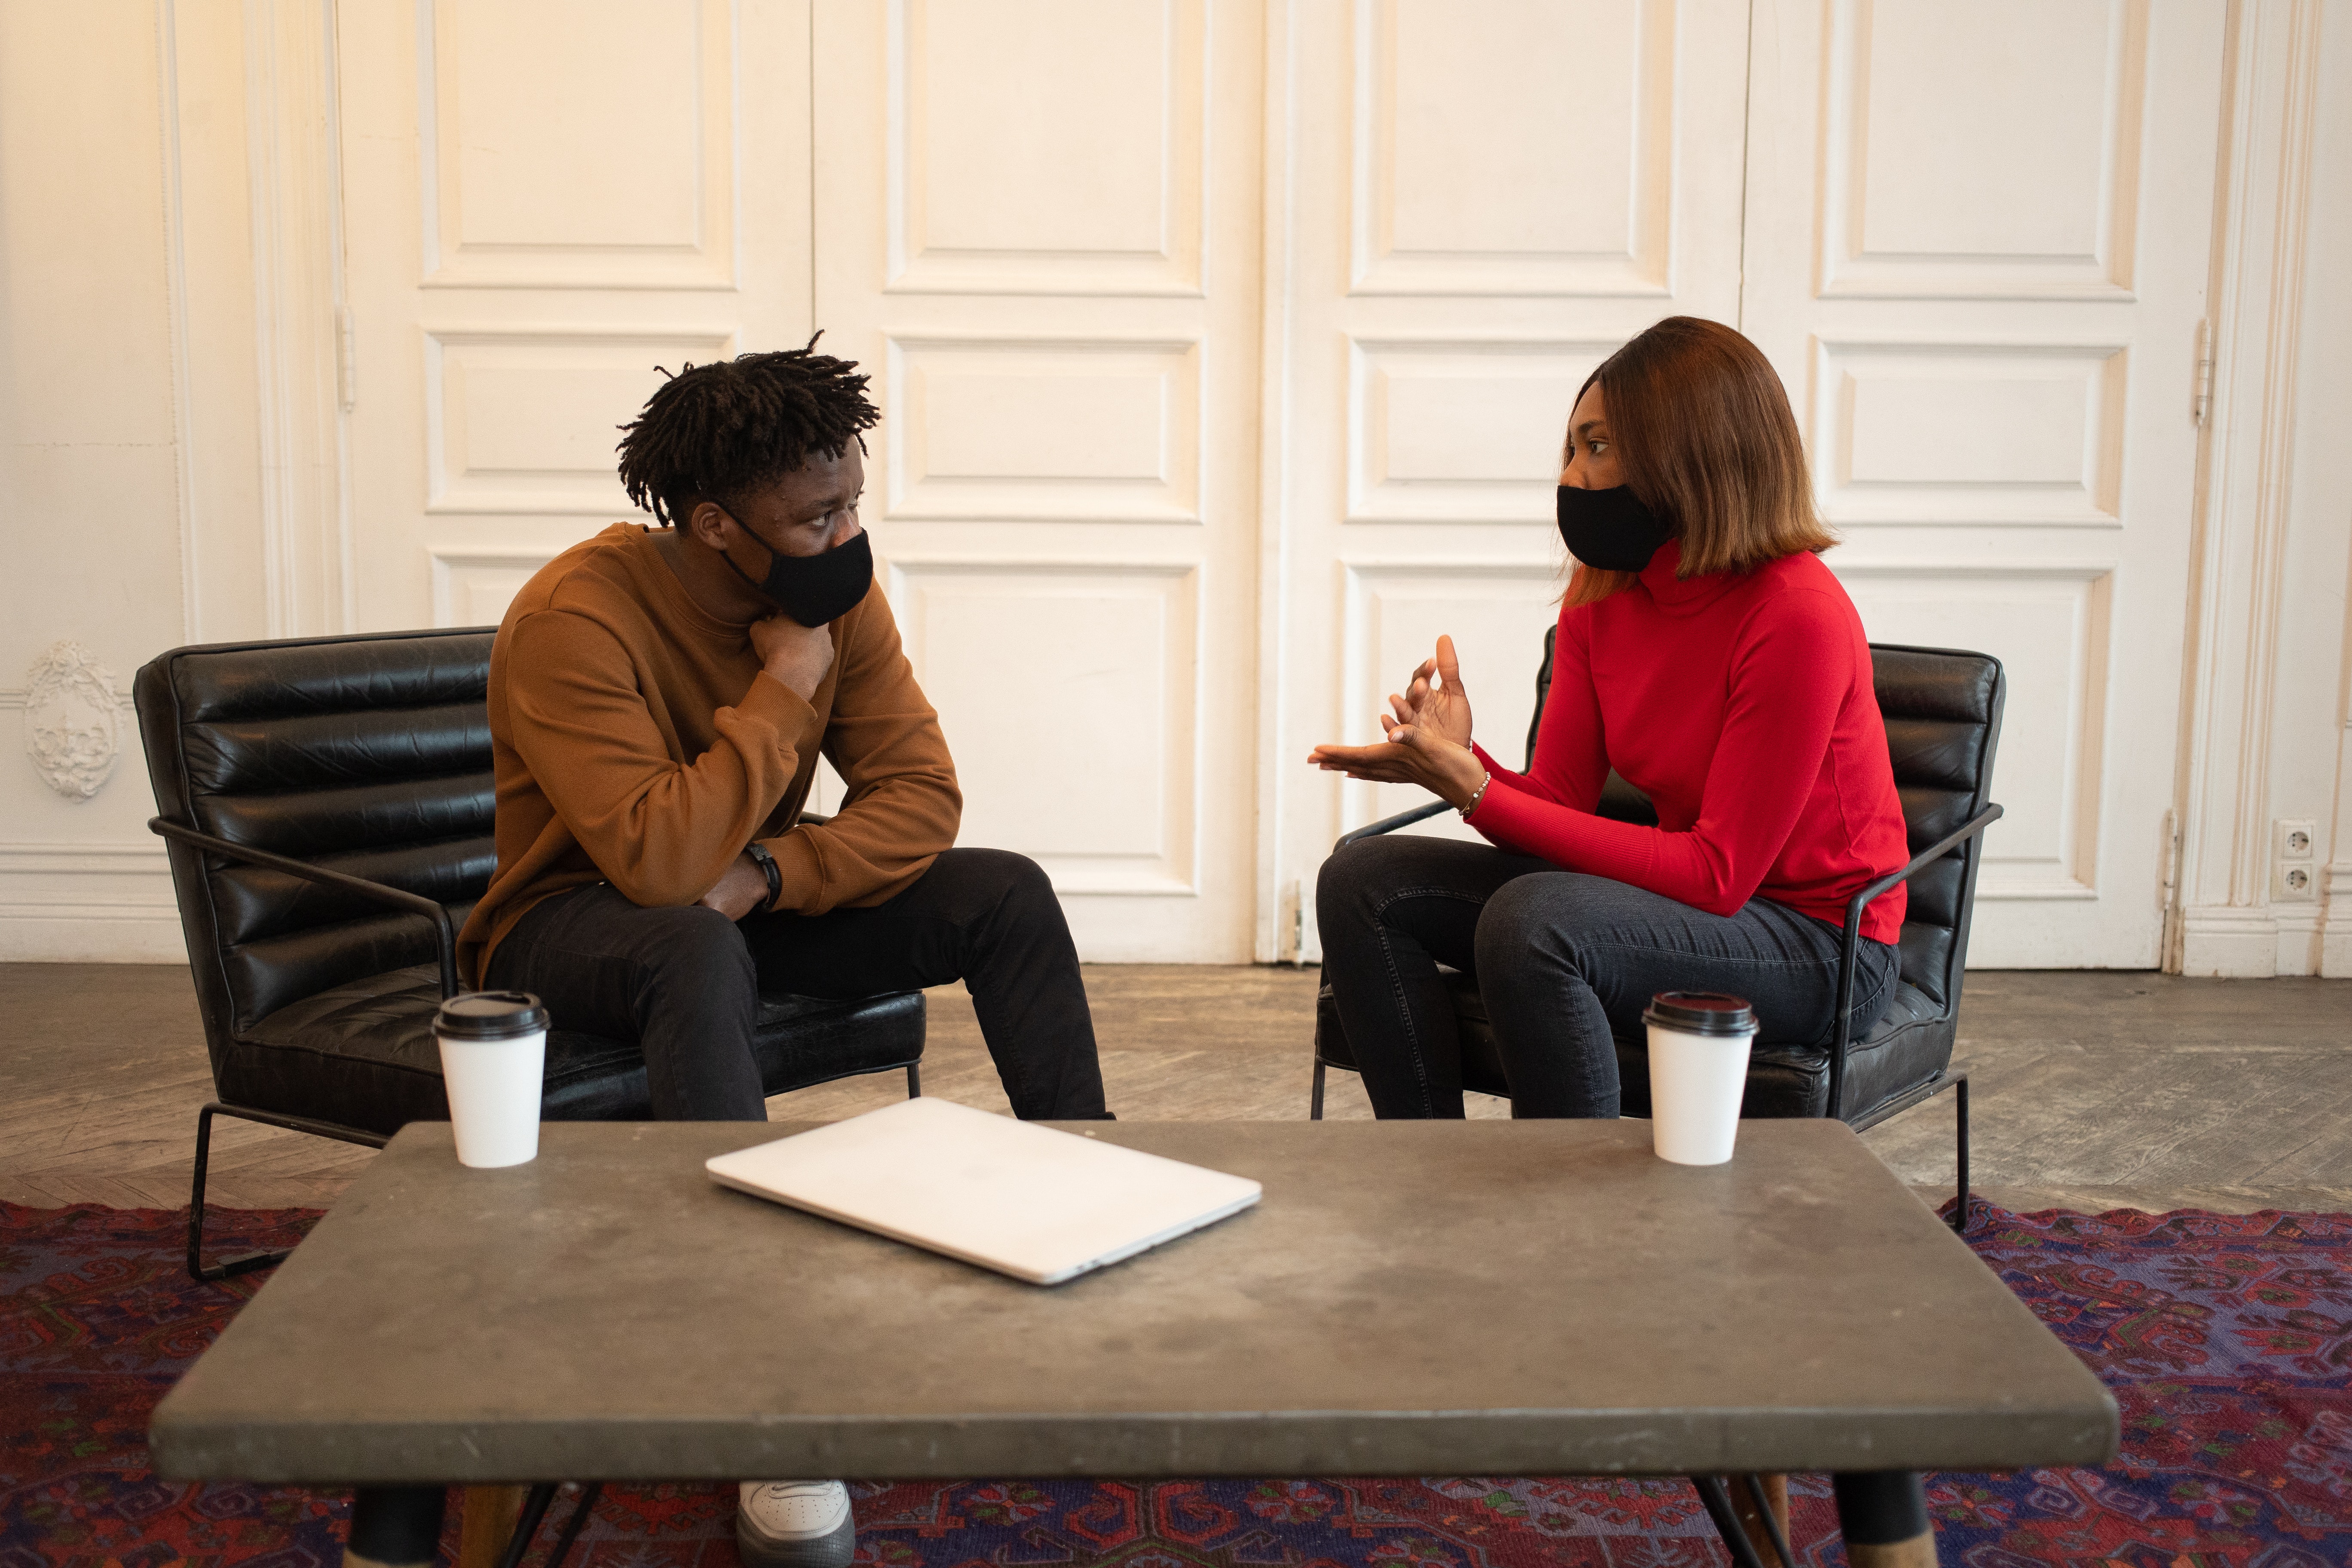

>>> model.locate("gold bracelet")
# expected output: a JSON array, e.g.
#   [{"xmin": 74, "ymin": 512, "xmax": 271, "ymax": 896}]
[{"xmin": 1459, "ymin": 771, "xmax": 1491, "ymax": 818}]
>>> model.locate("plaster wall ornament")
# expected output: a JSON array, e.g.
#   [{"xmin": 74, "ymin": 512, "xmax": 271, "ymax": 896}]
[{"xmin": 24, "ymin": 640, "xmax": 123, "ymax": 801}]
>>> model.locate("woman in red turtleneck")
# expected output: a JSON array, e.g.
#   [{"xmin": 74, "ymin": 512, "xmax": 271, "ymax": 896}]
[{"xmin": 1308, "ymin": 317, "xmax": 1909, "ymax": 1119}]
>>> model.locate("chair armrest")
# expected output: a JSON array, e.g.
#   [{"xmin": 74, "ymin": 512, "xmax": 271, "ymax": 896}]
[
  {"xmin": 147, "ymin": 817, "xmax": 462, "ymax": 1000},
  {"xmin": 1825, "ymin": 802, "xmax": 2003, "ymax": 1120},
  {"xmin": 1335, "ymin": 798, "xmax": 1451, "ymax": 851}
]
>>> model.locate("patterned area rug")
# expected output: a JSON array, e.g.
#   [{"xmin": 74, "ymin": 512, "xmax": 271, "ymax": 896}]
[{"xmin": 4, "ymin": 1200, "xmax": 2349, "ymax": 1566}]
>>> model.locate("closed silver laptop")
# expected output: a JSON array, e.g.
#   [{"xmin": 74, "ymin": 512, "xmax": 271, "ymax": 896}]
[{"xmin": 705, "ymin": 1096, "xmax": 1262, "ymax": 1285}]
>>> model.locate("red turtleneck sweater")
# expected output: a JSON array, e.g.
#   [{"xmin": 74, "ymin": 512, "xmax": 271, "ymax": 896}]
[{"xmin": 1467, "ymin": 542, "xmax": 1910, "ymax": 944}]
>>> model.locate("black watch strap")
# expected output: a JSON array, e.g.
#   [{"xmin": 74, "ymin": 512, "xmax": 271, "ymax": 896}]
[{"xmin": 745, "ymin": 842, "xmax": 782, "ymax": 910}]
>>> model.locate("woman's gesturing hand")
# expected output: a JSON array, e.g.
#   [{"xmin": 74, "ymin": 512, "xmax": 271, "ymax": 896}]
[
  {"xmin": 1306, "ymin": 634, "xmax": 1489, "ymax": 812},
  {"xmin": 1390, "ymin": 634, "xmax": 1473, "ymax": 747}
]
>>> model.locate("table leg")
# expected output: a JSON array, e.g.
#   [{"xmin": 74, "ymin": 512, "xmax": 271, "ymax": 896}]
[
  {"xmin": 344, "ymin": 1485, "xmax": 445, "ymax": 1568},
  {"xmin": 1733, "ymin": 1473, "xmax": 1792, "ymax": 1566},
  {"xmin": 457, "ymin": 1484, "xmax": 527, "ymax": 1568},
  {"xmin": 1833, "ymin": 1471, "xmax": 1937, "ymax": 1567}
]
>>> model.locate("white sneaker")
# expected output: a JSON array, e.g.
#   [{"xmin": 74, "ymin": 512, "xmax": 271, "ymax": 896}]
[{"xmin": 738, "ymin": 1479, "xmax": 856, "ymax": 1568}]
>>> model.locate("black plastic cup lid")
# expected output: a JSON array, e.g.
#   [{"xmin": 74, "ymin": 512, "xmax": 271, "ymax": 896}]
[
  {"xmin": 1642, "ymin": 991, "xmax": 1755, "ymax": 1035},
  {"xmin": 434, "ymin": 990, "xmax": 549, "ymax": 1040}
]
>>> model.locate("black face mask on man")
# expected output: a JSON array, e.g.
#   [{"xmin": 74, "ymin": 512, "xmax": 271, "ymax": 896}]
[
  {"xmin": 1555, "ymin": 484, "xmax": 1675, "ymax": 573},
  {"xmin": 716, "ymin": 520, "xmax": 874, "ymax": 628}
]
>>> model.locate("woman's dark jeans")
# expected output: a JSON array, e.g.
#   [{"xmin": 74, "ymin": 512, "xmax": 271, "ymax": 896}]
[{"xmin": 1316, "ymin": 833, "xmax": 1901, "ymax": 1119}]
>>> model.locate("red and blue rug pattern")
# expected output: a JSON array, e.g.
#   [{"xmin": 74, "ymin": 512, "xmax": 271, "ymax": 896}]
[{"xmin": 4, "ymin": 1200, "xmax": 2349, "ymax": 1565}]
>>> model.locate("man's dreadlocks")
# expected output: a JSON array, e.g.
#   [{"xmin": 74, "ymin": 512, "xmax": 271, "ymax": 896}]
[{"xmin": 616, "ymin": 340, "xmax": 879, "ymax": 526}]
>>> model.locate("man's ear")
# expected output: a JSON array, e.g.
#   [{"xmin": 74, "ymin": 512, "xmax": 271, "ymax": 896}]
[{"xmin": 683, "ymin": 498, "xmax": 734, "ymax": 549}]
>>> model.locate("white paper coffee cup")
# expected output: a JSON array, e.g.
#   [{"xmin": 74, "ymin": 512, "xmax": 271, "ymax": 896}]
[
  {"xmin": 1643, "ymin": 991, "xmax": 1757, "ymax": 1167},
  {"xmin": 434, "ymin": 990, "xmax": 550, "ymax": 1169}
]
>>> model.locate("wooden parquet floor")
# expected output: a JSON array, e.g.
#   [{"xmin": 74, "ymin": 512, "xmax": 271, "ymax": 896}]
[{"xmin": 3, "ymin": 963, "xmax": 2346, "ymax": 1214}]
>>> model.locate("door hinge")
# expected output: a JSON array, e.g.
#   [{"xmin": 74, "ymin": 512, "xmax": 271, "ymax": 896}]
[
  {"xmin": 335, "ymin": 307, "xmax": 356, "ymax": 411},
  {"xmin": 1283, "ymin": 877, "xmax": 1318, "ymax": 967},
  {"xmin": 2158, "ymin": 807, "xmax": 2186, "ymax": 973},
  {"xmin": 2161, "ymin": 806, "xmax": 2181, "ymax": 908},
  {"xmin": 2192, "ymin": 319, "xmax": 2214, "ymax": 427}
]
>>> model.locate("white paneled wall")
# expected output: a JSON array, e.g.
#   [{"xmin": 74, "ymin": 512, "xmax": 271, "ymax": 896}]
[
  {"xmin": 2, "ymin": 0, "xmax": 2346, "ymax": 975},
  {"xmin": 810, "ymin": 0, "xmax": 1265, "ymax": 962},
  {"xmin": 0, "ymin": 1, "xmax": 187, "ymax": 959},
  {"xmin": 337, "ymin": 0, "xmax": 811, "ymax": 635},
  {"xmin": 1260, "ymin": 0, "xmax": 1751, "ymax": 959},
  {"xmin": 1740, "ymin": 0, "xmax": 2226, "ymax": 967}
]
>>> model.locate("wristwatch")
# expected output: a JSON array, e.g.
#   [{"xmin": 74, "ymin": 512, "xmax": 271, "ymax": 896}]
[{"xmin": 744, "ymin": 842, "xmax": 783, "ymax": 910}]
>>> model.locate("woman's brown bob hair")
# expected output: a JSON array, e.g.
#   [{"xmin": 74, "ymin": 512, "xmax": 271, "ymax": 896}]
[{"xmin": 1562, "ymin": 316, "xmax": 1834, "ymax": 609}]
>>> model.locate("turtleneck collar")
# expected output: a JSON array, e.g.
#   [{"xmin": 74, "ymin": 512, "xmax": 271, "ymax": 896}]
[{"xmin": 1636, "ymin": 538, "xmax": 1740, "ymax": 615}]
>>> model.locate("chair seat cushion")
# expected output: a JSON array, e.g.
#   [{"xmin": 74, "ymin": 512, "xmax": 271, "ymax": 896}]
[
  {"xmin": 1314, "ymin": 973, "xmax": 1954, "ymax": 1121},
  {"xmin": 1620, "ymin": 979, "xmax": 1954, "ymax": 1119},
  {"xmin": 228, "ymin": 964, "xmax": 925, "ymax": 1137}
]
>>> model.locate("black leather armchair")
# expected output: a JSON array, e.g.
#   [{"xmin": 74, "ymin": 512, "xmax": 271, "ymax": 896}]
[
  {"xmin": 135, "ymin": 627, "xmax": 926, "ymax": 1280},
  {"xmin": 1310, "ymin": 634, "xmax": 2005, "ymax": 1232}
]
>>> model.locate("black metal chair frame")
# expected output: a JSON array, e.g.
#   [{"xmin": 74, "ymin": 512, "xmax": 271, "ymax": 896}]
[
  {"xmin": 1308, "ymin": 687, "xmax": 2002, "ymax": 1240},
  {"xmin": 152, "ymin": 814, "xmax": 922, "ymax": 1284}
]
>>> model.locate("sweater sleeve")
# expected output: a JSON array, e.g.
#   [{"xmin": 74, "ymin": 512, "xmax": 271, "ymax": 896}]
[
  {"xmin": 502, "ymin": 607, "xmax": 812, "ymax": 907},
  {"xmin": 757, "ymin": 582, "xmax": 962, "ymax": 915},
  {"xmin": 1468, "ymin": 591, "xmax": 1850, "ymax": 916}
]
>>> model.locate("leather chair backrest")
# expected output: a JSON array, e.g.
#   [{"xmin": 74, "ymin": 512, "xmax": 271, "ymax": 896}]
[
  {"xmin": 1528, "ymin": 626, "xmax": 2005, "ymax": 1008},
  {"xmin": 134, "ymin": 629, "xmax": 498, "ymax": 1051},
  {"xmin": 1871, "ymin": 643, "xmax": 2005, "ymax": 1010}
]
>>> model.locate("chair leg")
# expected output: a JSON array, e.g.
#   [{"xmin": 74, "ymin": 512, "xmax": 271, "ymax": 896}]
[
  {"xmin": 1951, "ymin": 1070, "xmax": 1972, "ymax": 1236},
  {"xmin": 1309, "ymin": 1060, "xmax": 1326, "ymax": 1121},
  {"xmin": 495, "ymin": 1483, "xmax": 560, "ymax": 1568},
  {"xmin": 187, "ymin": 1104, "xmax": 292, "ymax": 1284},
  {"xmin": 543, "ymin": 1482, "xmax": 602, "ymax": 1568},
  {"xmin": 1688, "ymin": 1476, "xmax": 1771, "ymax": 1568},
  {"xmin": 1736, "ymin": 1473, "xmax": 1796, "ymax": 1568},
  {"xmin": 906, "ymin": 1062, "xmax": 922, "ymax": 1099}
]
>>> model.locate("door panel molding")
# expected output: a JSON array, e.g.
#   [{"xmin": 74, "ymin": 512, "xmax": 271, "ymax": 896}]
[
  {"xmin": 2174, "ymin": 0, "xmax": 2328, "ymax": 977},
  {"xmin": 887, "ymin": 555, "xmax": 1203, "ymax": 896},
  {"xmin": 417, "ymin": 0, "xmax": 741, "ymax": 290},
  {"xmin": 246, "ymin": 0, "xmax": 350, "ymax": 637},
  {"xmin": 882, "ymin": 334, "xmax": 1205, "ymax": 523},
  {"xmin": 884, "ymin": 0, "xmax": 1207, "ymax": 296},
  {"xmin": 1806, "ymin": 337, "xmax": 2130, "ymax": 527},
  {"xmin": 1816, "ymin": 0, "xmax": 2147, "ymax": 300},
  {"xmin": 1744, "ymin": 0, "xmax": 2224, "ymax": 968},
  {"xmin": 1349, "ymin": 0, "xmax": 1679, "ymax": 297}
]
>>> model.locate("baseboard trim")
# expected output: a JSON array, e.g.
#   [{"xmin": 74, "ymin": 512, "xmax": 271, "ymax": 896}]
[
  {"xmin": 0, "ymin": 910, "xmax": 187, "ymax": 962},
  {"xmin": 2177, "ymin": 906, "xmax": 2283, "ymax": 977}
]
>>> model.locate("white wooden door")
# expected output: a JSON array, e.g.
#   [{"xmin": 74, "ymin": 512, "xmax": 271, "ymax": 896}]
[
  {"xmin": 811, "ymin": 0, "xmax": 1266, "ymax": 962},
  {"xmin": 337, "ymin": 0, "xmax": 813, "ymax": 633},
  {"xmin": 1266, "ymin": 0, "xmax": 1754, "ymax": 961},
  {"xmin": 1741, "ymin": 0, "xmax": 2226, "ymax": 967}
]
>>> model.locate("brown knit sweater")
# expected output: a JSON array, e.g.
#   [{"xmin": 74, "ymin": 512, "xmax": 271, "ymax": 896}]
[{"xmin": 455, "ymin": 524, "xmax": 960, "ymax": 986}]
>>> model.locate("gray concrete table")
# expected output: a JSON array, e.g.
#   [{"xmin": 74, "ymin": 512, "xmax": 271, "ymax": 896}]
[{"xmin": 152, "ymin": 1119, "xmax": 2116, "ymax": 1565}]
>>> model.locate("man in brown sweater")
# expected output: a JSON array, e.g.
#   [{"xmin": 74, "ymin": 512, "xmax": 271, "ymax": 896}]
[
  {"xmin": 461, "ymin": 342, "xmax": 1110, "ymax": 1568},
  {"xmin": 457, "ymin": 345, "xmax": 1110, "ymax": 1136}
]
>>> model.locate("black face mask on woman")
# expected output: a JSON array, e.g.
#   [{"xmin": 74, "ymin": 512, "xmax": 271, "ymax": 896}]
[
  {"xmin": 1556, "ymin": 484, "xmax": 1674, "ymax": 573},
  {"xmin": 717, "ymin": 524, "xmax": 874, "ymax": 627}
]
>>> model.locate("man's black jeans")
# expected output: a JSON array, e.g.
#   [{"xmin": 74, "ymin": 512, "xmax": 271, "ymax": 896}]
[
  {"xmin": 485, "ymin": 846, "xmax": 1109, "ymax": 1121},
  {"xmin": 1316, "ymin": 834, "xmax": 1900, "ymax": 1119}
]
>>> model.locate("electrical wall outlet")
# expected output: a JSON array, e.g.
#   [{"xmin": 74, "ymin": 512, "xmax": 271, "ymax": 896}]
[{"xmin": 2275, "ymin": 818, "xmax": 2318, "ymax": 902}]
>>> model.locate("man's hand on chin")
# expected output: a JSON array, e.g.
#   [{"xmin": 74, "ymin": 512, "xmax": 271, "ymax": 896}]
[
  {"xmin": 699, "ymin": 851, "xmax": 770, "ymax": 921},
  {"xmin": 751, "ymin": 614, "xmax": 836, "ymax": 701}
]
